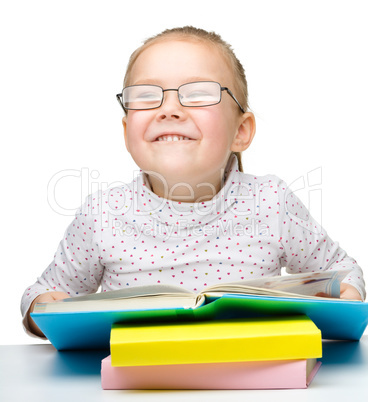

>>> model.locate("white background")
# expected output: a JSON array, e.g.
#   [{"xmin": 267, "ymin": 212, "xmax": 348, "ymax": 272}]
[{"xmin": 1, "ymin": 0, "xmax": 367, "ymax": 345}]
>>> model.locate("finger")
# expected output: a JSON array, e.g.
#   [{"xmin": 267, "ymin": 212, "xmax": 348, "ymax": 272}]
[
  {"xmin": 314, "ymin": 292, "xmax": 329, "ymax": 297},
  {"xmin": 50, "ymin": 292, "xmax": 71, "ymax": 302}
]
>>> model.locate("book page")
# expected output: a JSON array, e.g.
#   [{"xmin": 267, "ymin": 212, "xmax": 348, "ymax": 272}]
[
  {"xmin": 33, "ymin": 284, "xmax": 199, "ymax": 313},
  {"xmin": 60, "ymin": 283, "xmax": 194, "ymax": 303},
  {"xmin": 33, "ymin": 270, "xmax": 352, "ymax": 313},
  {"xmin": 202, "ymin": 270, "xmax": 351, "ymax": 299},
  {"xmin": 33, "ymin": 293, "xmax": 202, "ymax": 313}
]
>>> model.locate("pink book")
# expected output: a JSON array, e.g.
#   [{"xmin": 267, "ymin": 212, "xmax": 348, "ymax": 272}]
[{"xmin": 101, "ymin": 355, "xmax": 321, "ymax": 390}]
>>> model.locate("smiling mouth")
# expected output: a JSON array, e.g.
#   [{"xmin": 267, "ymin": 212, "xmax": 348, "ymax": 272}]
[{"xmin": 154, "ymin": 134, "xmax": 194, "ymax": 142}]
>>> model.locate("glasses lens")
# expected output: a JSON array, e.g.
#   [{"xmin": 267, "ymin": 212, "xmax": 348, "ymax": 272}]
[
  {"xmin": 123, "ymin": 85, "xmax": 163, "ymax": 110},
  {"xmin": 179, "ymin": 82, "xmax": 221, "ymax": 107}
]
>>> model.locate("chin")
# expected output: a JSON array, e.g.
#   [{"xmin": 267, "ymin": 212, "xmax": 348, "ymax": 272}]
[
  {"xmin": 146, "ymin": 164, "xmax": 197, "ymax": 184},
  {"xmin": 145, "ymin": 154, "xmax": 195, "ymax": 172}
]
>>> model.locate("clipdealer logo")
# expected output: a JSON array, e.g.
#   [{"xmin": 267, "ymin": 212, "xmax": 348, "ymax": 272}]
[{"xmin": 46, "ymin": 167, "xmax": 324, "ymax": 236}]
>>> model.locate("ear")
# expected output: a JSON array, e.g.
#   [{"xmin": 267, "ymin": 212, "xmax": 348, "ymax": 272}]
[
  {"xmin": 122, "ymin": 116, "xmax": 130, "ymax": 153},
  {"xmin": 230, "ymin": 112, "xmax": 256, "ymax": 152}
]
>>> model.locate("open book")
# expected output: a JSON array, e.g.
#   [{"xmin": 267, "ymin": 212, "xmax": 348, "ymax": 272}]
[
  {"xmin": 33, "ymin": 269, "xmax": 350, "ymax": 314},
  {"xmin": 31, "ymin": 268, "xmax": 368, "ymax": 348}
]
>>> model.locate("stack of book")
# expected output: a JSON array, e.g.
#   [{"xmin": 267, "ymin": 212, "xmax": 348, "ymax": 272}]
[
  {"xmin": 30, "ymin": 270, "xmax": 368, "ymax": 388},
  {"xmin": 101, "ymin": 315, "xmax": 322, "ymax": 390}
]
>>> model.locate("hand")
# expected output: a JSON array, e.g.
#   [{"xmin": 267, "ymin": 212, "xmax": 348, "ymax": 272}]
[
  {"xmin": 27, "ymin": 291, "xmax": 70, "ymax": 337},
  {"xmin": 340, "ymin": 283, "xmax": 363, "ymax": 301}
]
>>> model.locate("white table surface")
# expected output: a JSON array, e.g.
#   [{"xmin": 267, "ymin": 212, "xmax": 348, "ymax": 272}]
[{"xmin": 1, "ymin": 337, "xmax": 368, "ymax": 402}]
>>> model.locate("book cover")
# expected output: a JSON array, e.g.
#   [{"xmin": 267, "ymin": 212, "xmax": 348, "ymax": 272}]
[
  {"xmin": 101, "ymin": 355, "xmax": 321, "ymax": 389},
  {"xmin": 110, "ymin": 316, "xmax": 322, "ymax": 366}
]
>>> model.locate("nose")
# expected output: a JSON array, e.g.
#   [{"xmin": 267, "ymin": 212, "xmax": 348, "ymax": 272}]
[{"xmin": 156, "ymin": 90, "xmax": 187, "ymax": 121}]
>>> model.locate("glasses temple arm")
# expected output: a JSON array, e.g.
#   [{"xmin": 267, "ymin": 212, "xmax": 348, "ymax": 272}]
[
  {"xmin": 116, "ymin": 93, "xmax": 128, "ymax": 114},
  {"xmin": 222, "ymin": 87, "xmax": 245, "ymax": 114}
]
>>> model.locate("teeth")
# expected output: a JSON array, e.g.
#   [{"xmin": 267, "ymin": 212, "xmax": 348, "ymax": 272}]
[{"xmin": 156, "ymin": 135, "xmax": 191, "ymax": 142}]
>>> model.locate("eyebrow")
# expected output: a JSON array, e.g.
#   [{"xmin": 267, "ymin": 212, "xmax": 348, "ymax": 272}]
[{"xmin": 132, "ymin": 77, "xmax": 216, "ymax": 86}]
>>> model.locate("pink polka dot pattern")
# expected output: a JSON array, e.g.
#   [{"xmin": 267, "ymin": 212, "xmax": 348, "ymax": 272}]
[{"xmin": 21, "ymin": 155, "xmax": 365, "ymax": 316}]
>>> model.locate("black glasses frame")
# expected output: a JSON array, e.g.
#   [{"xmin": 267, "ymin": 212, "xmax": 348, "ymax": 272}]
[{"xmin": 116, "ymin": 81, "xmax": 245, "ymax": 114}]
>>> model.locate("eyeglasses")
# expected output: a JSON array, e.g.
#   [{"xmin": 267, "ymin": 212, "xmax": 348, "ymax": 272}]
[{"xmin": 116, "ymin": 81, "xmax": 245, "ymax": 113}]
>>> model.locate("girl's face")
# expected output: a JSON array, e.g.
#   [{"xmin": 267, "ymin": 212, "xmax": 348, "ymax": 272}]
[{"xmin": 123, "ymin": 40, "xmax": 254, "ymax": 194}]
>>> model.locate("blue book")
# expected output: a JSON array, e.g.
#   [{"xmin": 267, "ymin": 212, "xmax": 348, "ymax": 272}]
[{"xmin": 31, "ymin": 293, "xmax": 368, "ymax": 350}]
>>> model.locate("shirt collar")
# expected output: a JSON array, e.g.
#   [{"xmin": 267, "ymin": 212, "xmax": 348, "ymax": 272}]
[{"xmin": 135, "ymin": 154, "xmax": 242, "ymax": 228}]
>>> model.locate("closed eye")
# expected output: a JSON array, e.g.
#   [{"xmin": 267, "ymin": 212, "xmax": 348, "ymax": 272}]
[
  {"xmin": 186, "ymin": 91, "xmax": 212, "ymax": 99},
  {"xmin": 136, "ymin": 92, "xmax": 161, "ymax": 100}
]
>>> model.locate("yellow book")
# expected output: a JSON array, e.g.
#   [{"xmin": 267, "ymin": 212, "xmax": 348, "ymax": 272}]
[{"xmin": 110, "ymin": 315, "xmax": 322, "ymax": 367}]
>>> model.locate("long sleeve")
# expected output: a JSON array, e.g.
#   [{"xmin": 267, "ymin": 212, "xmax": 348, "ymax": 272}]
[
  {"xmin": 277, "ymin": 179, "xmax": 366, "ymax": 300},
  {"xmin": 20, "ymin": 195, "xmax": 104, "ymax": 335}
]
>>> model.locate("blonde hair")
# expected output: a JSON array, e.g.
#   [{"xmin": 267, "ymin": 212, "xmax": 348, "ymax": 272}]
[{"xmin": 123, "ymin": 26, "xmax": 249, "ymax": 172}]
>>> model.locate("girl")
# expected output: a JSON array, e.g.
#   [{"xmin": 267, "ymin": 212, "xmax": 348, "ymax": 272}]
[{"xmin": 22, "ymin": 26, "xmax": 365, "ymax": 338}]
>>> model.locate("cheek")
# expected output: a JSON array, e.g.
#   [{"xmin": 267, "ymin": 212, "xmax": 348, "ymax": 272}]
[
  {"xmin": 126, "ymin": 113, "xmax": 146, "ymax": 136},
  {"xmin": 125, "ymin": 113, "xmax": 149, "ymax": 148},
  {"xmin": 195, "ymin": 108, "xmax": 236, "ymax": 147}
]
